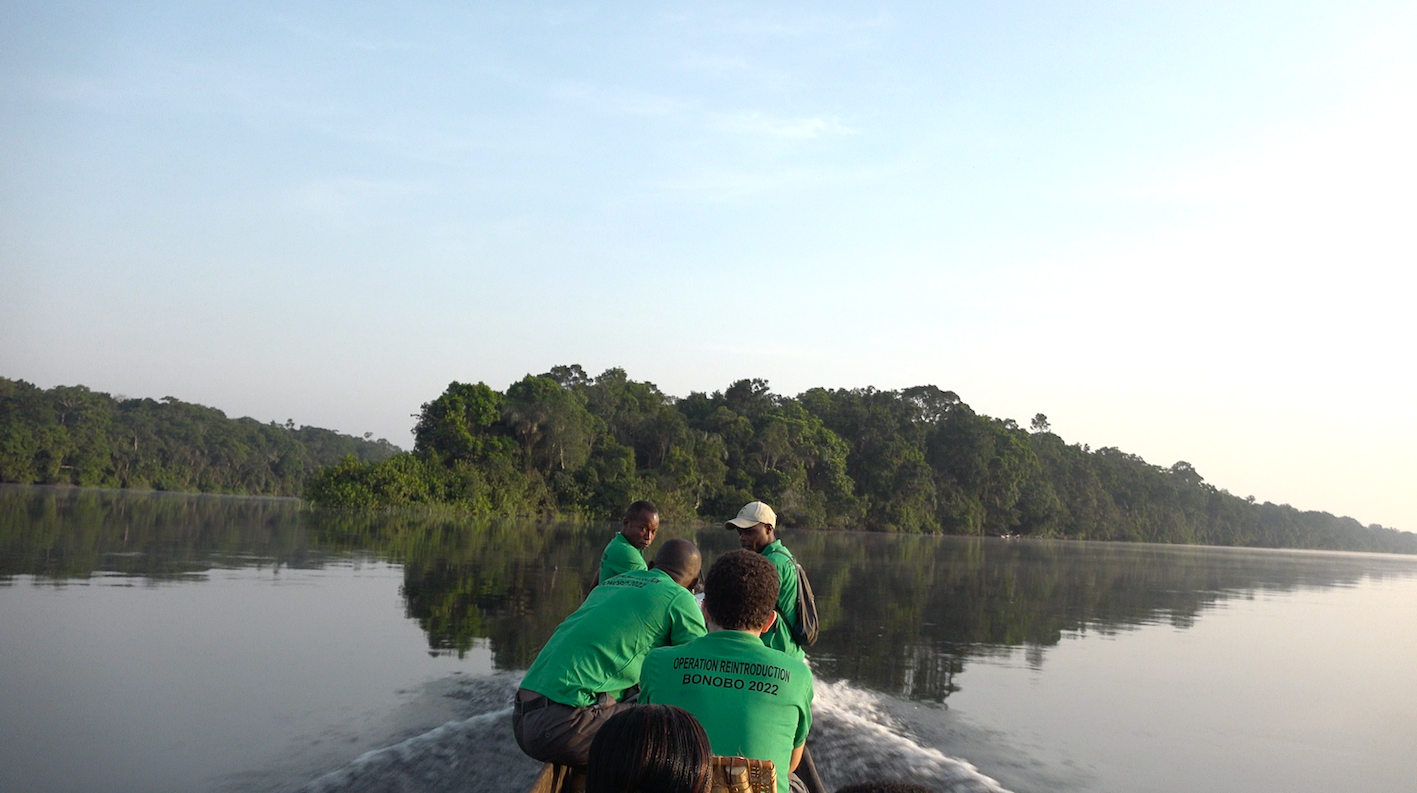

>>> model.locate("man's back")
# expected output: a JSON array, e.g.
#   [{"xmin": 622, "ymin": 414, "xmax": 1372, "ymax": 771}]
[
  {"xmin": 522, "ymin": 568, "xmax": 705, "ymax": 708},
  {"xmin": 640, "ymin": 631, "xmax": 813, "ymax": 793},
  {"xmin": 599, "ymin": 531, "xmax": 648, "ymax": 583}
]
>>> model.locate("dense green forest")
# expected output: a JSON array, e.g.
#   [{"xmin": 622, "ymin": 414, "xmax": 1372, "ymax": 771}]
[
  {"xmin": 0, "ymin": 377, "xmax": 398, "ymax": 496},
  {"xmin": 307, "ymin": 365, "xmax": 1414, "ymax": 554}
]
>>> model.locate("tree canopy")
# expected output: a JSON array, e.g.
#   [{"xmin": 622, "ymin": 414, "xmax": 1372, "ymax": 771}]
[{"xmin": 0, "ymin": 377, "xmax": 398, "ymax": 496}]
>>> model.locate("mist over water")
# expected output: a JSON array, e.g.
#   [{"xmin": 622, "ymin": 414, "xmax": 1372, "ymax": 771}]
[{"xmin": 2, "ymin": 485, "xmax": 1415, "ymax": 793}]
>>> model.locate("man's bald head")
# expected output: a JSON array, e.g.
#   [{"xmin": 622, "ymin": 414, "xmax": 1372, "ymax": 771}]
[{"xmin": 650, "ymin": 538, "xmax": 702, "ymax": 589}]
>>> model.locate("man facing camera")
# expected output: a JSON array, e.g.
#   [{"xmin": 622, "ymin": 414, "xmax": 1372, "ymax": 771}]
[
  {"xmin": 639, "ymin": 550, "xmax": 814, "ymax": 793},
  {"xmin": 597, "ymin": 500, "xmax": 659, "ymax": 585},
  {"xmin": 514, "ymin": 538, "xmax": 705, "ymax": 768}
]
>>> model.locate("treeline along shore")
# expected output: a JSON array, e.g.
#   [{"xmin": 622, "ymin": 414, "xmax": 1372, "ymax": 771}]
[
  {"xmin": 0, "ymin": 377, "xmax": 398, "ymax": 497},
  {"xmin": 3, "ymin": 369, "xmax": 1411, "ymax": 553},
  {"xmin": 313, "ymin": 364, "xmax": 1411, "ymax": 553}
]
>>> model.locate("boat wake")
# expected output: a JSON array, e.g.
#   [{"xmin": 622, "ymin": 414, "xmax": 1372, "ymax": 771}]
[
  {"xmin": 810, "ymin": 680, "xmax": 1009, "ymax": 793},
  {"xmin": 299, "ymin": 674, "xmax": 1011, "ymax": 793}
]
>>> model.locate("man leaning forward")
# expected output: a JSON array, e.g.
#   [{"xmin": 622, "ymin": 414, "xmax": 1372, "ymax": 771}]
[{"xmin": 513, "ymin": 538, "xmax": 705, "ymax": 768}]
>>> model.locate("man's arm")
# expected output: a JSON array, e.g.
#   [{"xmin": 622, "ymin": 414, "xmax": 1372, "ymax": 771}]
[
  {"xmin": 666, "ymin": 590, "xmax": 708, "ymax": 645},
  {"xmin": 770, "ymin": 552, "xmax": 798, "ymax": 620},
  {"xmin": 637, "ymin": 651, "xmax": 662, "ymax": 704},
  {"xmin": 596, "ymin": 542, "xmax": 613, "ymax": 585},
  {"xmin": 791, "ymin": 675, "xmax": 812, "ymax": 772}
]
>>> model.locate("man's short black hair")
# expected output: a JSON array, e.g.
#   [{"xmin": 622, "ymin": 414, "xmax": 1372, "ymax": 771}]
[
  {"xmin": 703, "ymin": 550, "xmax": 778, "ymax": 631},
  {"xmin": 624, "ymin": 500, "xmax": 658, "ymax": 524}
]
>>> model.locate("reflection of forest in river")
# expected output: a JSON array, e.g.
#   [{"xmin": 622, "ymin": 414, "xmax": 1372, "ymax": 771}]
[{"xmin": 6, "ymin": 485, "xmax": 1416, "ymax": 702}]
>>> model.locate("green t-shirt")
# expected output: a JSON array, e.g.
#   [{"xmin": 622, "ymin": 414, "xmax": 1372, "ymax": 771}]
[
  {"xmin": 640, "ymin": 631, "xmax": 813, "ymax": 793},
  {"xmin": 760, "ymin": 540, "xmax": 804, "ymax": 660},
  {"xmin": 599, "ymin": 532, "xmax": 648, "ymax": 584},
  {"xmin": 522, "ymin": 568, "xmax": 706, "ymax": 708}
]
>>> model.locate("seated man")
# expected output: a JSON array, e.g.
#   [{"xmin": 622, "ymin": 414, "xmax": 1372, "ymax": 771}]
[
  {"xmin": 639, "ymin": 550, "xmax": 814, "ymax": 793},
  {"xmin": 515, "ymin": 538, "xmax": 705, "ymax": 768},
  {"xmin": 598, "ymin": 500, "xmax": 659, "ymax": 585}
]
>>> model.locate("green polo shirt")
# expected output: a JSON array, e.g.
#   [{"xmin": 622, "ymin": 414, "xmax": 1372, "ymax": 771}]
[
  {"xmin": 521, "ymin": 568, "xmax": 706, "ymax": 708},
  {"xmin": 760, "ymin": 540, "xmax": 804, "ymax": 660},
  {"xmin": 640, "ymin": 631, "xmax": 813, "ymax": 793},
  {"xmin": 599, "ymin": 531, "xmax": 648, "ymax": 584}
]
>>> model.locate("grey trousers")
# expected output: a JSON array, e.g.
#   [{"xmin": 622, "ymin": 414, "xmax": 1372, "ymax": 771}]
[
  {"xmin": 792, "ymin": 743, "xmax": 822, "ymax": 793},
  {"xmin": 512, "ymin": 689, "xmax": 630, "ymax": 769}
]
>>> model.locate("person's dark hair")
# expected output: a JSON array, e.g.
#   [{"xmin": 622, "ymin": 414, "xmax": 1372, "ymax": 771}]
[
  {"xmin": 586, "ymin": 705, "xmax": 711, "ymax": 793},
  {"xmin": 624, "ymin": 500, "xmax": 659, "ymax": 524},
  {"xmin": 836, "ymin": 783, "xmax": 938, "ymax": 793},
  {"xmin": 703, "ymin": 550, "xmax": 778, "ymax": 631}
]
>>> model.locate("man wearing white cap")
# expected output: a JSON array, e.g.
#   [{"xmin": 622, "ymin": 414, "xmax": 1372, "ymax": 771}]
[{"xmin": 725, "ymin": 500, "xmax": 805, "ymax": 661}]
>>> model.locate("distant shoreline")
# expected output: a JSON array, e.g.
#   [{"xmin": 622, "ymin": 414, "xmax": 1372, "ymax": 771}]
[{"xmin": 4, "ymin": 372, "xmax": 1409, "ymax": 555}]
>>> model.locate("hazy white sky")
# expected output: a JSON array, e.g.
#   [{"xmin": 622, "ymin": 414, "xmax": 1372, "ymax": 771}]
[{"xmin": 2, "ymin": 1, "xmax": 1413, "ymax": 530}]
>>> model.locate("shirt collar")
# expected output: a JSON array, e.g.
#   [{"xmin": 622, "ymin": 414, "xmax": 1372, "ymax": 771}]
[{"xmin": 702, "ymin": 629, "xmax": 768, "ymax": 646}]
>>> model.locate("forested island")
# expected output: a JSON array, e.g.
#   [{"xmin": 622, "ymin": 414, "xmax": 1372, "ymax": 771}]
[
  {"xmin": 0, "ymin": 377, "xmax": 398, "ymax": 496},
  {"xmin": 308, "ymin": 365, "xmax": 1412, "ymax": 553},
  {"xmin": 3, "ymin": 369, "xmax": 1411, "ymax": 554}
]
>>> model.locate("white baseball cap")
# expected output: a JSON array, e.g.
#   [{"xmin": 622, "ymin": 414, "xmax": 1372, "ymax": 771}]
[{"xmin": 725, "ymin": 501, "xmax": 777, "ymax": 530}]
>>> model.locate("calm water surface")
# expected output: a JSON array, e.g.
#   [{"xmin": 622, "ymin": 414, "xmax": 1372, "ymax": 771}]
[{"xmin": 2, "ymin": 485, "xmax": 1415, "ymax": 793}]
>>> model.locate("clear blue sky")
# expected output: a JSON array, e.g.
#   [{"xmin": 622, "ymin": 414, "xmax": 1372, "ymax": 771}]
[{"xmin": 3, "ymin": 1, "xmax": 1413, "ymax": 529}]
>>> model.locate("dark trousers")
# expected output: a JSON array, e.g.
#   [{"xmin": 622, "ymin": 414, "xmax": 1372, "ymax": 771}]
[{"xmin": 512, "ymin": 688, "xmax": 630, "ymax": 769}]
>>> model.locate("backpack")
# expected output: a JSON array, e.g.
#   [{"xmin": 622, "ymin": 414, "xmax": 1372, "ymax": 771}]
[{"xmin": 769, "ymin": 549, "xmax": 820, "ymax": 647}]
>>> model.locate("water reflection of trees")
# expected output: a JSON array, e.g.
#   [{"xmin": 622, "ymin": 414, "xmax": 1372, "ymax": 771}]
[
  {"xmin": 7, "ymin": 486, "xmax": 1417, "ymax": 702},
  {"xmin": 0, "ymin": 484, "xmax": 310, "ymax": 580},
  {"xmin": 793, "ymin": 532, "xmax": 1417, "ymax": 700},
  {"xmin": 308, "ymin": 511, "xmax": 733, "ymax": 669},
  {"xmin": 311, "ymin": 510, "xmax": 610, "ymax": 668}
]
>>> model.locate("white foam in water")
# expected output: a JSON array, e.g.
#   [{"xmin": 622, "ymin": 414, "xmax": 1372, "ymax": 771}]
[
  {"xmin": 810, "ymin": 680, "xmax": 1011, "ymax": 793},
  {"xmin": 300, "ymin": 673, "xmax": 542, "ymax": 793},
  {"xmin": 300, "ymin": 674, "xmax": 1011, "ymax": 793}
]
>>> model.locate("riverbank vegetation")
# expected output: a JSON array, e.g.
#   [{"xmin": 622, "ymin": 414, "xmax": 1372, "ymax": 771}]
[
  {"xmin": 0, "ymin": 377, "xmax": 398, "ymax": 496},
  {"xmin": 306, "ymin": 365, "xmax": 1413, "ymax": 553}
]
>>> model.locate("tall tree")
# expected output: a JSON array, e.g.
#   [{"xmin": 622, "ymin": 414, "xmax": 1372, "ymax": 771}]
[{"xmin": 503, "ymin": 375, "xmax": 599, "ymax": 474}]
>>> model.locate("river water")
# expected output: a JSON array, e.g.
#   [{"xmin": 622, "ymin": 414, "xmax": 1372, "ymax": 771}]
[{"xmin": 2, "ymin": 485, "xmax": 1415, "ymax": 793}]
